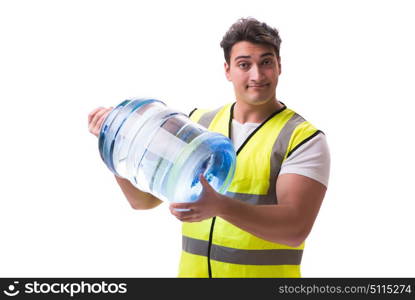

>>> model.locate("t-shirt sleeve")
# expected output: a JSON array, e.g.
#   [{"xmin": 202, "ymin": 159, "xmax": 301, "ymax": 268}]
[{"xmin": 279, "ymin": 133, "xmax": 331, "ymax": 187}]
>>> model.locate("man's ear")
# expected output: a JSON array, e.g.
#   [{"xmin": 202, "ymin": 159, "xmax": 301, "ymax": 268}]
[
  {"xmin": 277, "ymin": 56, "xmax": 282, "ymax": 75},
  {"xmin": 224, "ymin": 62, "xmax": 232, "ymax": 81}
]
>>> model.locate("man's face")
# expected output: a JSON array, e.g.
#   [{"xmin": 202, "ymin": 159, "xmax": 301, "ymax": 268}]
[{"xmin": 225, "ymin": 41, "xmax": 281, "ymax": 106}]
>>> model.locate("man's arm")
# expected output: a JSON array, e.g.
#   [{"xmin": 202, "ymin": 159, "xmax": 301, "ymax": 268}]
[
  {"xmin": 115, "ymin": 175, "xmax": 162, "ymax": 210},
  {"xmin": 88, "ymin": 106, "xmax": 163, "ymax": 210},
  {"xmin": 169, "ymin": 173, "xmax": 326, "ymax": 247},
  {"xmin": 218, "ymin": 174, "xmax": 326, "ymax": 247}
]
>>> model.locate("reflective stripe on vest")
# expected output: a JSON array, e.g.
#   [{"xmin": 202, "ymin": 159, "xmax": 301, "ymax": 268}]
[
  {"xmin": 183, "ymin": 236, "xmax": 303, "ymax": 265},
  {"xmin": 197, "ymin": 107, "xmax": 222, "ymax": 129},
  {"xmin": 179, "ymin": 103, "xmax": 321, "ymax": 278}
]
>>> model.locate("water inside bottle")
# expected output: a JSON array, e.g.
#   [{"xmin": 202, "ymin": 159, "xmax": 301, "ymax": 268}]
[{"xmin": 99, "ymin": 98, "xmax": 236, "ymax": 204}]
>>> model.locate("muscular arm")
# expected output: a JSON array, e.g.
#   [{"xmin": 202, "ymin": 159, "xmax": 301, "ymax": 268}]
[
  {"xmin": 170, "ymin": 173, "xmax": 326, "ymax": 247},
  {"xmin": 219, "ymin": 174, "xmax": 326, "ymax": 247}
]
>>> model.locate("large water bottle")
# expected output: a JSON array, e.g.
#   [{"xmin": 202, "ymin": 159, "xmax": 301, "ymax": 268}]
[{"xmin": 98, "ymin": 98, "xmax": 236, "ymax": 204}]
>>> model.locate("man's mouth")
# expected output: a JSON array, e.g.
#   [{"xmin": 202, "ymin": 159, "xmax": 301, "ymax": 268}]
[{"xmin": 247, "ymin": 83, "xmax": 270, "ymax": 88}]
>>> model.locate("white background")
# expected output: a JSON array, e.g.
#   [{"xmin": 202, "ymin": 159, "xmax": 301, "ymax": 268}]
[{"xmin": 1, "ymin": 0, "xmax": 414, "ymax": 277}]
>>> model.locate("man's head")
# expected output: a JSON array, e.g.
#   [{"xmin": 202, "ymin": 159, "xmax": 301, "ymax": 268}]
[
  {"xmin": 220, "ymin": 18, "xmax": 282, "ymax": 106},
  {"xmin": 220, "ymin": 18, "xmax": 281, "ymax": 65}
]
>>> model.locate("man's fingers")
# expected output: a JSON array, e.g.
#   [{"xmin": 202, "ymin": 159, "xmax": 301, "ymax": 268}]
[
  {"xmin": 90, "ymin": 108, "xmax": 109, "ymax": 129},
  {"xmin": 89, "ymin": 108, "xmax": 105, "ymax": 127},
  {"xmin": 199, "ymin": 174, "xmax": 214, "ymax": 192},
  {"xmin": 170, "ymin": 202, "xmax": 192, "ymax": 210},
  {"xmin": 88, "ymin": 107, "xmax": 104, "ymax": 124},
  {"xmin": 88, "ymin": 107, "xmax": 115, "ymax": 137},
  {"xmin": 169, "ymin": 207, "xmax": 193, "ymax": 217},
  {"xmin": 172, "ymin": 212, "xmax": 200, "ymax": 222},
  {"xmin": 169, "ymin": 204, "xmax": 197, "ymax": 219},
  {"xmin": 88, "ymin": 107, "xmax": 112, "ymax": 137},
  {"xmin": 199, "ymin": 174, "xmax": 208, "ymax": 185}
]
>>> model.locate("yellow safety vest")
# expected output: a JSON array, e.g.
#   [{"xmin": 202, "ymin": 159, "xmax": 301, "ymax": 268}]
[{"xmin": 179, "ymin": 102, "xmax": 321, "ymax": 278}]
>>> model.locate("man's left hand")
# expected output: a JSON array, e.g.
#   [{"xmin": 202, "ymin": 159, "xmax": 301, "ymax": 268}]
[{"xmin": 169, "ymin": 174, "xmax": 227, "ymax": 222}]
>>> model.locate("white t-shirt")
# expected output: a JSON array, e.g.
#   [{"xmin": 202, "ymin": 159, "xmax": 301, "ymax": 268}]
[{"xmin": 231, "ymin": 119, "xmax": 330, "ymax": 187}]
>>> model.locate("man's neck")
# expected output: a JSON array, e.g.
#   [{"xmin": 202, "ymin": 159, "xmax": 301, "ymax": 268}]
[{"xmin": 233, "ymin": 99, "xmax": 284, "ymax": 124}]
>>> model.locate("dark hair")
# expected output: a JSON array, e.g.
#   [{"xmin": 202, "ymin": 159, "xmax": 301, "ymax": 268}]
[{"xmin": 220, "ymin": 17, "xmax": 282, "ymax": 64}]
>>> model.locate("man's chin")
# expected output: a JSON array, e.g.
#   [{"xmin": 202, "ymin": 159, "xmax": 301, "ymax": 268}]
[{"xmin": 244, "ymin": 97, "xmax": 274, "ymax": 106}]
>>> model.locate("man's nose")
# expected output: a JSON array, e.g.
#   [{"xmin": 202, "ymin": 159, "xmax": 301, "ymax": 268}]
[{"xmin": 249, "ymin": 64, "xmax": 265, "ymax": 81}]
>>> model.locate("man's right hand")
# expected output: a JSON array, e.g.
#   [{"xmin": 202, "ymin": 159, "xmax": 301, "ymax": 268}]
[{"xmin": 88, "ymin": 106, "xmax": 113, "ymax": 137}]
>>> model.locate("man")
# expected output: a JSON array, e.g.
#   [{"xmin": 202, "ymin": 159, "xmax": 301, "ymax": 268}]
[{"xmin": 88, "ymin": 17, "xmax": 330, "ymax": 278}]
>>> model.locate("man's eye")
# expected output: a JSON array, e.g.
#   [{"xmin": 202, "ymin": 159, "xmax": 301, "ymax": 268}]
[
  {"xmin": 262, "ymin": 59, "xmax": 272, "ymax": 65},
  {"xmin": 238, "ymin": 62, "xmax": 249, "ymax": 69}
]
